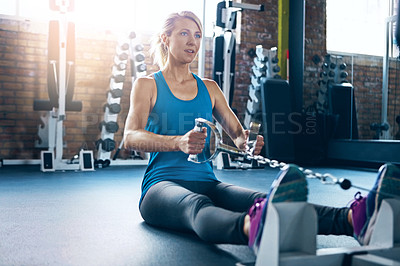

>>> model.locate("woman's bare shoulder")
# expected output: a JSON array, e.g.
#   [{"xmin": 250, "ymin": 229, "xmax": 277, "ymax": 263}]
[
  {"xmin": 135, "ymin": 74, "xmax": 156, "ymax": 86},
  {"xmin": 201, "ymin": 77, "xmax": 218, "ymax": 87}
]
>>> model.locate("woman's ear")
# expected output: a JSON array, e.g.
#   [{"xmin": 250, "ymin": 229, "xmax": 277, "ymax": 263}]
[{"xmin": 161, "ymin": 33, "xmax": 169, "ymax": 47}]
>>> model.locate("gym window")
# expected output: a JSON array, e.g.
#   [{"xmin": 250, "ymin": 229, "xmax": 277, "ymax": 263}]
[
  {"xmin": 0, "ymin": 0, "xmax": 219, "ymax": 37},
  {"xmin": 326, "ymin": 0, "xmax": 399, "ymax": 57}
]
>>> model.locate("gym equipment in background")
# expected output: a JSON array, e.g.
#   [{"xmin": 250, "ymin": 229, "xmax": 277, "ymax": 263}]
[
  {"xmin": 328, "ymin": 82, "xmax": 358, "ymax": 140},
  {"xmin": 397, "ymin": 1, "xmax": 400, "ymax": 47},
  {"xmin": 261, "ymin": 78, "xmax": 295, "ymax": 162},
  {"xmin": 213, "ymin": 1, "xmax": 264, "ymax": 107},
  {"xmin": 213, "ymin": 1, "xmax": 264, "ymax": 169},
  {"xmin": 314, "ymin": 55, "xmax": 358, "ymax": 140},
  {"xmin": 378, "ymin": 10, "xmax": 399, "ymax": 140},
  {"xmin": 244, "ymin": 45, "xmax": 282, "ymax": 129},
  {"xmin": 96, "ymin": 39, "xmax": 129, "ymax": 164},
  {"xmin": 34, "ymin": 0, "xmax": 93, "ymax": 172},
  {"xmin": 315, "ymin": 54, "xmax": 349, "ymax": 114},
  {"xmin": 395, "ymin": 115, "xmax": 400, "ymax": 140},
  {"xmin": 255, "ymin": 46, "xmax": 281, "ymax": 79},
  {"xmin": 95, "ymin": 32, "xmax": 147, "ymax": 168}
]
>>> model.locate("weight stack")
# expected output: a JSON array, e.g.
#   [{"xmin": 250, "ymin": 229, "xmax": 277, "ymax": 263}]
[{"xmin": 260, "ymin": 78, "xmax": 295, "ymax": 162}]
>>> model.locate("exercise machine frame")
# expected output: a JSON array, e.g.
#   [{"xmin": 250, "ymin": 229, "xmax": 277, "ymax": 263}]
[
  {"xmin": 36, "ymin": 0, "xmax": 94, "ymax": 172},
  {"xmin": 254, "ymin": 199, "xmax": 400, "ymax": 266}
]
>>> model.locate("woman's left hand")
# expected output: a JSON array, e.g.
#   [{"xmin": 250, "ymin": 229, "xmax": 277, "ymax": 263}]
[{"xmin": 243, "ymin": 130, "xmax": 264, "ymax": 155}]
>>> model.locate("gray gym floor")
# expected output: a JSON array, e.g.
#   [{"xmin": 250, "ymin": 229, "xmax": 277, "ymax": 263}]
[{"xmin": 0, "ymin": 164, "xmax": 378, "ymax": 265}]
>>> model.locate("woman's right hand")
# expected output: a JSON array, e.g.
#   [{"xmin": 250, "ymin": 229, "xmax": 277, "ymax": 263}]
[{"xmin": 178, "ymin": 128, "xmax": 207, "ymax": 154}]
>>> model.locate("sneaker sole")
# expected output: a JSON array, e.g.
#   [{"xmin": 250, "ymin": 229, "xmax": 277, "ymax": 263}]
[
  {"xmin": 270, "ymin": 164, "xmax": 308, "ymax": 203},
  {"xmin": 360, "ymin": 163, "xmax": 400, "ymax": 245},
  {"xmin": 253, "ymin": 164, "xmax": 308, "ymax": 251},
  {"xmin": 376, "ymin": 164, "xmax": 400, "ymax": 211}
]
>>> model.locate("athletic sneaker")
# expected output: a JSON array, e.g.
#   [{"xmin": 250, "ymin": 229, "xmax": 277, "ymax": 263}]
[
  {"xmin": 248, "ymin": 164, "xmax": 308, "ymax": 253},
  {"xmin": 350, "ymin": 163, "xmax": 400, "ymax": 245}
]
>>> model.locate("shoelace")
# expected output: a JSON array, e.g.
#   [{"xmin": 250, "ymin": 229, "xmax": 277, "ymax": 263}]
[{"xmin": 347, "ymin": 191, "xmax": 363, "ymax": 208}]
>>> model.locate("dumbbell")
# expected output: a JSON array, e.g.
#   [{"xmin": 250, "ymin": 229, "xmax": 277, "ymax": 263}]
[
  {"xmin": 129, "ymin": 31, "xmax": 136, "ymax": 39},
  {"xmin": 135, "ymin": 53, "xmax": 145, "ymax": 62},
  {"xmin": 252, "ymin": 65, "xmax": 265, "ymax": 78},
  {"xmin": 119, "ymin": 43, "xmax": 129, "ymax": 51},
  {"xmin": 340, "ymin": 71, "xmax": 348, "ymax": 79},
  {"xmin": 109, "ymin": 89, "xmax": 123, "ymax": 98},
  {"xmin": 339, "ymin": 63, "xmax": 347, "ymax": 70},
  {"xmin": 99, "ymin": 121, "xmax": 119, "ymax": 133},
  {"xmin": 94, "ymin": 159, "xmax": 111, "ymax": 168},
  {"xmin": 253, "ymin": 57, "xmax": 267, "ymax": 71},
  {"xmin": 116, "ymin": 44, "xmax": 129, "ymax": 59},
  {"xmin": 116, "ymin": 52, "xmax": 129, "ymax": 61},
  {"xmin": 136, "ymin": 63, "xmax": 147, "ymax": 72},
  {"xmin": 112, "ymin": 74, "xmax": 125, "ymax": 83},
  {"xmin": 104, "ymin": 103, "xmax": 121, "ymax": 114},
  {"xmin": 114, "ymin": 62, "xmax": 127, "ymax": 71},
  {"xmin": 96, "ymin": 138, "xmax": 116, "ymax": 152},
  {"xmin": 134, "ymin": 44, "xmax": 144, "ymax": 52},
  {"xmin": 272, "ymin": 65, "xmax": 280, "ymax": 73},
  {"xmin": 114, "ymin": 54, "xmax": 128, "ymax": 67}
]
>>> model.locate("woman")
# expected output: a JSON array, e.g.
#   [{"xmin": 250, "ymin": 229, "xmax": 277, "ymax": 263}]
[{"xmin": 123, "ymin": 11, "xmax": 400, "ymax": 252}]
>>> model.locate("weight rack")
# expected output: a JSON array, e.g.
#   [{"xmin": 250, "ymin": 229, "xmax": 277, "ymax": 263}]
[
  {"xmin": 95, "ymin": 32, "xmax": 147, "ymax": 167},
  {"xmin": 244, "ymin": 45, "xmax": 281, "ymax": 129}
]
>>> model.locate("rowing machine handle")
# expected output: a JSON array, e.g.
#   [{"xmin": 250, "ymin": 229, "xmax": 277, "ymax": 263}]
[{"xmin": 188, "ymin": 118, "xmax": 204, "ymax": 162}]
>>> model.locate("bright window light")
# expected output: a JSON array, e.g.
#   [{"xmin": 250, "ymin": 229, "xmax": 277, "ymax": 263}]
[
  {"xmin": 326, "ymin": 0, "xmax": 390, "ymax": 56},
  {"xmin": 0, "ymin": 0, "xmax": 221, "ymax": 37},
  {"xmin": 0, "ymin": 0, "xmax": 16, "ymax": 16}
]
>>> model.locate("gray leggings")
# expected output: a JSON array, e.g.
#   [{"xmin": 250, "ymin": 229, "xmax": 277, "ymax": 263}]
[{"xmin": 139, "ymin": 180, "xmax": 353, "ymax": 245}]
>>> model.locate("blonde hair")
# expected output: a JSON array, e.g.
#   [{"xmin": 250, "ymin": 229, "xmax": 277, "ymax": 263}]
[{"xmin": 151, "ymin": 11, "xmax": 203, "ymax": 68}]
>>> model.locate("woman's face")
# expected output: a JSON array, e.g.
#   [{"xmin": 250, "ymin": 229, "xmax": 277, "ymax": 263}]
[{"xmin": 163, "ymin": 18, "xmax": 202, "ymax": 65}]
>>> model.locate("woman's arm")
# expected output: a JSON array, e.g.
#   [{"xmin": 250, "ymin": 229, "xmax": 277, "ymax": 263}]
[
  {"xmin": 204, "ymin": 79, "xmax": 264, "ymax": 155},
  {"xmin": 123, "ymin": 77, "xmax": 206, "ymax": 154}
]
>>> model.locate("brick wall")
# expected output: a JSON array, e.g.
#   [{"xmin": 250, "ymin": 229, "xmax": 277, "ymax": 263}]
[{"xmin": 0, "ymin": 19, "xmax": 48, "ymax": 159}]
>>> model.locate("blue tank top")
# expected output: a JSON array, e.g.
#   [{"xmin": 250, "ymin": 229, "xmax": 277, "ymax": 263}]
[{"xmin": 140, "ymin": 71, "xmax": 218, "ymax": 205}]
